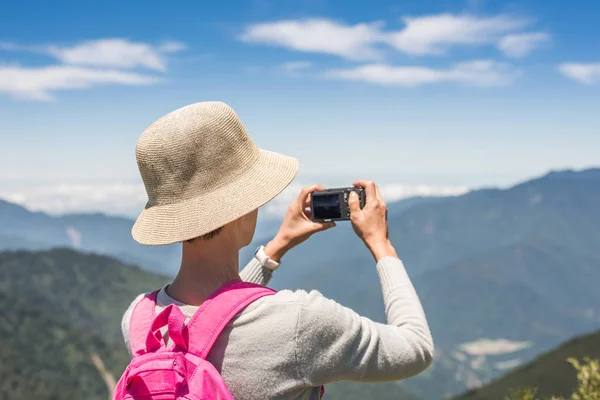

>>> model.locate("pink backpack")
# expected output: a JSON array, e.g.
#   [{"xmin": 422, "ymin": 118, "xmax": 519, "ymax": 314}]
[{"xmin": 113, "ymin": 280, "xmax": 276, "ymax": 400}]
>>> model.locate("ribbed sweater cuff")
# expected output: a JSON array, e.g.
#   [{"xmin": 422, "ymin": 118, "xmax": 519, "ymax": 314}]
[
  {"xmin": 376, "ymin": 256, "xmax": 412, "ymax": 299},
  {"xmin": 239, "ymin": 258, "xmax": 273, "ymax": 283}
]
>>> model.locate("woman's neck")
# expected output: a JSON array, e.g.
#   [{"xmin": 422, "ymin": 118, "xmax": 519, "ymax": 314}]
[{"xmin": 167, "ymin": 239, "xmax": 241, "ymax": 306}]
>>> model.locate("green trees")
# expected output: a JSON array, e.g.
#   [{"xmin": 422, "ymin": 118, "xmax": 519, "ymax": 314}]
[{"xmin": 507, "ymin": 358, "xmax": 600, "ymax": 400}]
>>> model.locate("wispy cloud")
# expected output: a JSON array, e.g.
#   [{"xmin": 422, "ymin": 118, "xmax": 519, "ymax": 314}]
[
  {"xmin": 241, "ymin": 19, "xmax": 385, "ymax": 61},
  {"xmin": 0, "ymin": 38, "xmax": 185, "ymax": 100},
  {"xmin": 1, "ymin": 183, "xmax": 149, "ymax": 217},
  {"xmin": 387, "ymin": 14, "xmax": 528, "ymax": 56},
  {"xmin": 325, "ymin": 60, "xmax": 518, "ymax": 87},
  {"xmin": 379, "ymin": 184, "xmax": 469, "ymax": 200},
  {"xmin": 46, "ymin": 39, "xmax": 180, "ymax": 71},
  {"xmin": 241, "ymin": 14, "xmax": 538, "ymax": 60},
  {"xmin": 0, "ymin": 65, "xmax": 160, "ymax": 101},
  {"xmin": 559, "ymin": 62, "xmax": 600, "ymax": 84},
  {"xmin": 1, "ymin": 38, "xmax": 186, "ymax": 71},
  {"xmin": 497, "ymin": 32, "xmax": 549, "ymax": 58}
]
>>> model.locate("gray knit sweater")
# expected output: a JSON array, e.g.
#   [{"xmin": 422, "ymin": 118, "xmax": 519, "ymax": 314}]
[{"xmin": 121, "ymin": 256, "xmax": 434, "ymax": 399}]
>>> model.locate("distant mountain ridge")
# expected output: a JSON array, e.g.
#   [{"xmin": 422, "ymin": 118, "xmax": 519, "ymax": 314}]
[
  {"xmin": 0, "ymin": 200, "xmax": 182, "ymax": 274},
  {"xmin": 0, "ymin": 192, "xmax": 434, "ymax": 276},
  {"xmin": 543, "ymin": 168, "xmax": 600, "ymax": 180}
]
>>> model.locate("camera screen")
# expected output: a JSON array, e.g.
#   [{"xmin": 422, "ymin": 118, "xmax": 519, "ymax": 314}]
[{"xmin": 312, "ymin": 193, "xmax": 341, "ymax": 220}]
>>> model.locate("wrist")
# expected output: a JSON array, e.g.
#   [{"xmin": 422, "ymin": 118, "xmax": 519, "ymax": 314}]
[
  {"xmin": 367, "ymin": 240, "xmax": 397, "ymax": 262},
  {"xmin": 264, "ymin": 235, "xmax": 291, "ymax": 262}
]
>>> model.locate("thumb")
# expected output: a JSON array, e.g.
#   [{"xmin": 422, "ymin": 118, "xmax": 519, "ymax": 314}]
[
  {"xmin": 316, "ymin": 221, "xmax": 336, "ymax": 231},
  {"xmin": 348, "ymin": 191, "xmax": 361, "ymax": 215}
]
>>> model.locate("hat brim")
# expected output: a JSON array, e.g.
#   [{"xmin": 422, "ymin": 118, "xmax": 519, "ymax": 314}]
[{"xmin": 132, "ymin": 149, "xmax": 299, "ymax": 246}]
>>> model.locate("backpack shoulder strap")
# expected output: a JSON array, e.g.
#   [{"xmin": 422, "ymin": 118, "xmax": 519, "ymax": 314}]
[
  {"xmin": 185, "ymin": 280, "xmax": 275, "ymax": 359},
  {"xmin": 129, "ymin": 290, "xmax": 160, "ymax": 356}
]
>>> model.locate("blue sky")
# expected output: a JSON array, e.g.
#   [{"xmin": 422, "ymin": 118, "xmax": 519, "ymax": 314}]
[{"xmin": 0, "ymin": 0, "xmax": 598, "ymax": 217}]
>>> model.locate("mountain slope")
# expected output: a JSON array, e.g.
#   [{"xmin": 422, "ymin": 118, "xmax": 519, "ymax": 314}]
[
  {"xmin": 387, "ymin": 168, "xmax": 600, "ymax": 278},
  {"xmin": 405, "ymin": 241, "xmax": 600, "ymax": 398},
  {"xmin": 0, "ymin": 290, "xmax": 129, "ymax": 400},
  {"xmin": 0, "ymin": 233, "xmax": 49, "ymax": 251},
  {"xmin": 418, "ymin": 241, "xmax": 600, "ymax": 349},
  {"xmin": 454, "ymin": 330, "xmax": 600, "ymax": 400},
  {"xmin": 0, "ymin": 248, "xmax": 169, "ymax": 344},
  {"xmin": 0, "ymin": 249, "xmax": 171, "ymax": 399}
]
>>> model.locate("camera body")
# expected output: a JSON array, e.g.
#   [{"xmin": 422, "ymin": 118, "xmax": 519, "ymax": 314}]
[{"xmin": 310, "ymin": 186, "xmax": 366, "ymax": 222}]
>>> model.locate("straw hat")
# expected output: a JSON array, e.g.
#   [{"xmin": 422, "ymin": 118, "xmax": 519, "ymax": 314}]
[{"xmin": 132, "ymin": 101, "xmax": 299, "ymax": 245}]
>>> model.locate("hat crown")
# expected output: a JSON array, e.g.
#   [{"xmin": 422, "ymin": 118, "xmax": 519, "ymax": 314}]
[{"xmin": 136, "ymin": 102, "xmax": 259, "ymax": 206}]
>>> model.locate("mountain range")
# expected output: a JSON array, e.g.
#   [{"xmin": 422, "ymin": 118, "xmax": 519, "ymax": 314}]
[
  {"xmin": 1, "ymin": 249, "xmax": 596, "ymax": 400},
  {"xmin": 243, "ymin": 168, "xmax": 600, "ymax": 398},
  {"xmin": 1, "ymin": 167, "xmax": 599, "ymax": 398}
]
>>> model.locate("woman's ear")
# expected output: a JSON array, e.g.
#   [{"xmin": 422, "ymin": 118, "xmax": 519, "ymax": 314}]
[{"xmin": 238, "ymin": 209, "xmax": 259, "ymax": 248}]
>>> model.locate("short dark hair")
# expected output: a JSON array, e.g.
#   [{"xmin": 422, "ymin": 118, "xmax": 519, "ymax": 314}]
[{"xmin": 186, "ymin": 226, "xmax": 224, "ymax": 243}]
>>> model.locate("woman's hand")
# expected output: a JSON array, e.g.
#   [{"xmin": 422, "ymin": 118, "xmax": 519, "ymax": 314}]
[
  {"xmin": 348, "ymin": 180, "xmax": 397, "ymax": 261},
  {"xmin": 265, "ymin": 185, "xmax": 336, "ymax": 262}
]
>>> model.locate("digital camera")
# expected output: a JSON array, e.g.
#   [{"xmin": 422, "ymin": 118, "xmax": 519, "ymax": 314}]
[{"xmin": 310, "ymin": 187, "xmax": 366, "ymax": 222}]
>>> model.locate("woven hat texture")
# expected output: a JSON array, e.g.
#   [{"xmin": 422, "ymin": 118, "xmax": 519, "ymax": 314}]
[{"xmin": 132, "ymin": 101, "xmax": 298, "ymax": 245}]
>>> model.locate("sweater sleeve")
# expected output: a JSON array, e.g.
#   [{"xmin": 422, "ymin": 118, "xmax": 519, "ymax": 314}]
[
  {"xmin": 121, "ymin": 293, "xmax": 146, "ymax": 356},
  {"xmin": 294, "ymin": 257, "xmax": 434, "ymax": 385},
  {"xmin": 239, "ymin": 257, "xmax": 273, "ymax": 286}
]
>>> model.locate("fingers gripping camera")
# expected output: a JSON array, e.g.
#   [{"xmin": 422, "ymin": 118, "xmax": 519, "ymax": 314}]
[{"xmin": 310, "ymin": 187, "xmax": 366, "ymax": 222}]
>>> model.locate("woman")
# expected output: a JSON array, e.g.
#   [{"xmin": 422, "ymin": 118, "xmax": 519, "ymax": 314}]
[{"xmin": 121, "ymin": 101, "xmax": 434, "ymax": 399}]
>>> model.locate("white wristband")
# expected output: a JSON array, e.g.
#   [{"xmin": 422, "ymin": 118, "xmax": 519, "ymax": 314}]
[{"xmin": 253, "ymin": 245, "xmax": 280, "ymax": 271}]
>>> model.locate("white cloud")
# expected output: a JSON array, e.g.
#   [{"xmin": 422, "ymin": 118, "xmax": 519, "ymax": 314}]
[
  {"xmin": 1, "ymin": 182, "xmax": 469, "ymax": 218},
  {"xmin": 1, "ymin": 183, "xmax": 149, "ymax": 217},
  {"xmin": 559, "ymin": 62, "xmax": 600, "ymax": 84},
  {"xmin": 241, "ymin": 14, "xmax": 533, "ymax": 59},
  {"xmin": 460, "ymin": 338, "xmax": 532, "ymax": 356},
  {"xmin": 0, "ymin": 65, "xmax": 160, "ymax": 101},
  {"xmin": 240, "ymin": 19, "xmax": 386, "ymax": 60},
  {"xmin": 261, "ymin": 183, "xmax": 304, "ymax": 217},
  {"xmin": 2, "ymin": 39, "xmax": 186, "ymax": 71},
  {"xmin": 497, "ymin": 32, "xmax": 549, "ymax": 58},
  {"xmin": 46, "ymin": 39, "xmax": 184, "ymax": 71},
  {"xmin": 379, "ymin": 184, "xmax": 469, "ymax": 201},
  {"xmin": 0, "ymin": 38, "xmax": 184, "ymax": 100},
  {"xmin": 325, "ymin": 60, "xmax": 518, "ymax": 87},
  {"xmin": 387, "ymin": 14, "xmax": 528, "ymax": 56},
  {"xmin": 494, "ymin": 359, "xmax": 522, "ymax": 370}
]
